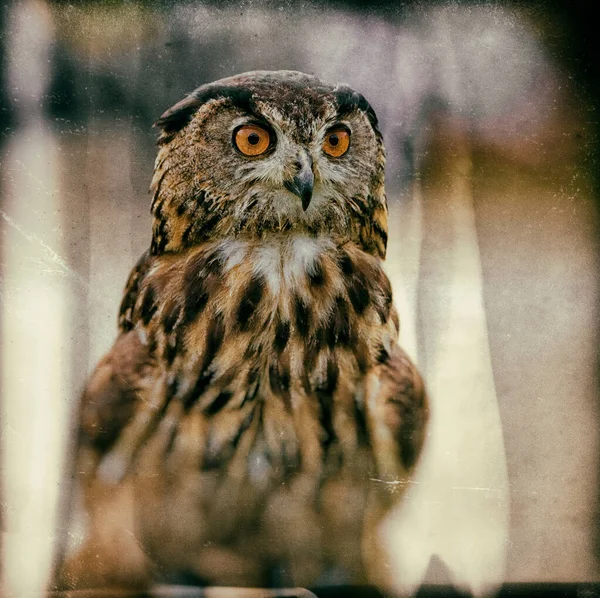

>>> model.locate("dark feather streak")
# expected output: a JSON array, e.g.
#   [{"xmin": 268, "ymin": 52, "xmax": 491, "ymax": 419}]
[
  {"xmin": 183, "ymin": 313, "xmax": 225, "ymax": 408},
  {"xmin": 139, "ymin": 285, "xmax": 158, "ymax": 325},
  {"xmin": 273, "ymin": 318, "xmax": 290, "ymax": 353},
  {"xmin": 338, "ymin": 251, "xmax": 354, "ymax": 276},
  {"xmin": 373, "ymin": 220, "xmax": 388, "ymax": 248},
  {"xmin": 205, "ymin": 391, "xmax": 234, "ymax": 416},
  {"xmin": 162, "ymin": 303, "xmax": 181, "ymax": 334},
  {"xmin": 294, "ymin": 295, "xmax": 311, "ymax": 338},
  {"xmin": 237, "ymin": 276, "xmax": 264, "ymax": 331},
  {"xmin": 347, "ymin": 275, "xmax": 370, "ymax": 315}
]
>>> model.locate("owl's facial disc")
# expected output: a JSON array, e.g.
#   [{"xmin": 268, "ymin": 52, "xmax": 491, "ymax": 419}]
[
  {"xmin": 151, "ymin": 72, "xmax": 387, "ymax": 252},
  {"xmin": 283, "ymin": 149, "xmax": 314, "ymax": 211}
]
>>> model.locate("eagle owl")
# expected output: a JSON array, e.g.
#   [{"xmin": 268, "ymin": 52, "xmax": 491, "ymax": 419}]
[{"xmin": 58, "ymin": 70, "xmax": 428, "ymax": 593}]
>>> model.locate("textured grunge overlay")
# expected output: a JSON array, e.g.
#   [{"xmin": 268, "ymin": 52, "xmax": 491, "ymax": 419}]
[{"xmin": 1, "ymin": 2, "xmax": 598, "ymax": 597}]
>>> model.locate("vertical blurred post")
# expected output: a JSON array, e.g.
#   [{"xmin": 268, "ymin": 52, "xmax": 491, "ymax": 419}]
[
  {"xmin": 382, "ymin": 9, "xmax": 509, "ymax": 595},
  {"xmin": 386, "ymin": 180, "xmax": 423, "ymax": 363},
  {"xmin": 0, "ymin": 0, "xmax": 9, "ymax": 567},
  {"xmin": 0, "ymin": 1, "xmax": 11, "ymax": 133},
  {"xmin": 1, "ymin": 0, "xmax": 73, "ymax": 595}
]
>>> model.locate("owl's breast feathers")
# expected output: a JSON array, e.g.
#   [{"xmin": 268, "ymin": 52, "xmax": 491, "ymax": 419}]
[
  {"xmin": 75, "ymin": 236, "xmax": 427, "ymax": 586},
  {"xmin": 83, "ymin": 237, "xmax": 425, "ymax": 477}
]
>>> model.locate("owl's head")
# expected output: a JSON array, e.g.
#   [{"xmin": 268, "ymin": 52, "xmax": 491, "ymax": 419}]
[{"xmin": 150, "ymin": 70, "xmax": 387, "ymax": 258}]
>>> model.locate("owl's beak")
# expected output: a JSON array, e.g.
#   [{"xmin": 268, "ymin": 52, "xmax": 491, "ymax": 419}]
[{"xmin": 284, "ymin": 153, "xmax": 314, "ymax": 211}]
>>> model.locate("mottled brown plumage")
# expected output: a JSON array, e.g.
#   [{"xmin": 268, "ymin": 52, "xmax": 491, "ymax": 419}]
[{"xmin": 57, "ymin": 70, "xmax": 428, "ymax": 593}]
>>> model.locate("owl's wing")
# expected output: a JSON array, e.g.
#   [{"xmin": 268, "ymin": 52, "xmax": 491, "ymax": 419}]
[
  {"xmin": 80, "ymin": 247, "xmax": 161, "ymax": 477},
  {"xmin": 78, "ymin": 330, "xmax": 157, "ymax": 462},
  {"xmin": 363, "ymin": 345, "xmax": 428, "ymax": 482},
  {"xmin": 359, "ymin": 344, "xmax": 429, "ymax": 589},
  {"xmin": 55, "ymin": 328, "xmax": 159, "ymax": 590},
  {"xmin": 56, "ymin": 251, "xmax": 163, "ymax": 590}
]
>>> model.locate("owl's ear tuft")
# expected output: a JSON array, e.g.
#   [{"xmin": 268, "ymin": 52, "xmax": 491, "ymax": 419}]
[
  {"xmin": 154, "ymin": 85, "xmax": 256, "ymax": 144},
  {"xmin": 154, "ymin": 96, "xmax": 204, "ymax": 138},
  {"xmin": 333, "ymin": 85, "xmax": 380, "ymax": 135}
]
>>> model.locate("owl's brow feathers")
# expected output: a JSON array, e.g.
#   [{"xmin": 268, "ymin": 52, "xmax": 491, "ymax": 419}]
[{"xmin": 153, "ymin": 79, "xmax": 379, "ymax": 142}]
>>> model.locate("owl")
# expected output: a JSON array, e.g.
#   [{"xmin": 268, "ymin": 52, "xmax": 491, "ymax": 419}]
[{"xmin": 56, "ymin": 70, "xmax": 428, "ymax": 594}]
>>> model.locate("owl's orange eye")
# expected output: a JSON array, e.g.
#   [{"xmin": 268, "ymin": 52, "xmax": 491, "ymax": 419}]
[
  {"xmin": 323, "ymin": 127, "xmax": 350, "ymax": 157},
  {"xmin": 234, "ymin": 125, "xmax": 271, "ymax": 156}
]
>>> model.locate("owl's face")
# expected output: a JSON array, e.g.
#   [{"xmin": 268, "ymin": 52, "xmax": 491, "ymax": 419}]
[{"xmin": 150, "ymin": 71, "xmax": 387, "ymax": 258}]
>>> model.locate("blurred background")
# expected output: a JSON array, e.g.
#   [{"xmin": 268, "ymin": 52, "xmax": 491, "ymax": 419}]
[{"xmin": 1, "ymin": 0, "xmax": 598, "ymax": 595}]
